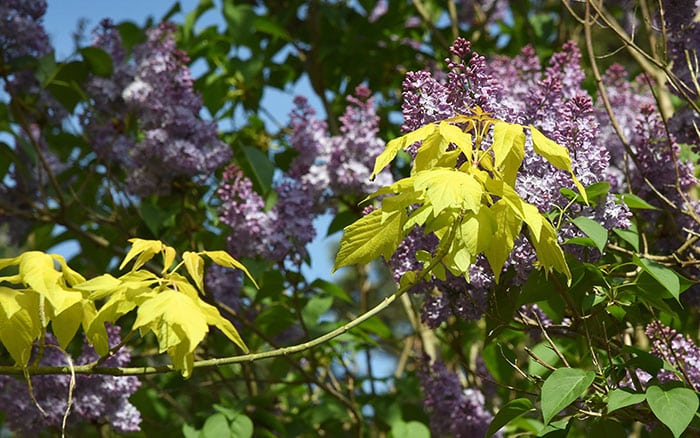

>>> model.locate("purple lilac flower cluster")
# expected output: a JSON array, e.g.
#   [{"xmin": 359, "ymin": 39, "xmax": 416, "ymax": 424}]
[
  {"xmin": 0, "ymin": 327, "xmax": 141, "ymax": 435},
  {"xmin": 596, "ymin": 63, "xmax": 700, "ymax": 256},
  {"xmin": 394, "ymin": 38, "xmax": 632, "ymax": 327},
  {"xmin": 646, "ymin": 321, "xmax": 700, "ymax": 388},
  {"xmin": 217, "ymin": 85, "xmax": 391, "ymax": 264},
  {"xmin": 83, "ymin": 21, "xmax": 231, "ymax": 196},
  {"xmin": 622, "ymin": 322, "xmax": 700, "ymax": 390},
  {"xmin": 418, "ymin": 360, "xmax": 496, "ymax": 438}
]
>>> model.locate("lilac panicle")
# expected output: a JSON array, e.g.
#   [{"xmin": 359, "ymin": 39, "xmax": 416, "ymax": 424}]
[
  {"xmin": 82, "ymin": 21, "xmax": 231, "ymax": 196},
  {"xmin": 419, "ymin": 360, "xmax": 495, "ymax": 438},
  {"xmin": 0, "ymin": 328, "xmax": 141, "ymax": 435},
  {"xmin": 645, "ymin": 321, "xmax": 700, "ymax": 388}
]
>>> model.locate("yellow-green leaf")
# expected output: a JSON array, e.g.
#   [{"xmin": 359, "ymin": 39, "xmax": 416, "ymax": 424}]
[
  {"xmin": 0, "ymin": 291, "xmax": 41, "ymax": 365},
  {"xmin": 119, "ymin": 238, "xmax": 164, "ymax": 271},
  {"xmin": 51, "ymin": 254, "xmax": 86, "ymax": 286},
  {"xmin": 439, "ymin": 121, "xmax": 473, "ymax": 160},
  {"xmin": 73, "ymin": 273, "xmax": 122, "ymax": 299},
  {"xmin": 183, "ymin": 251, "xmax": 205, "ymax": 292},
  {"xmin": 202, "ymin": 251, "xmax": 257, "ymax": 288},
  {"xmin": 133, "ymin": 289, "xmax": 210, "ymax": 377},
  {"xmin": 529, "ymin": 126, "xmax": 588, "ymax": 204},
  {"xmin": 50, "ymin": 301, "xmax": 84, "ymax": 349},
  {"xmin": 0, "ymin": 286, "xmax": 24, "ymax": 320},
  {"xmin": 371, "ymin": 123, "xmax": 436, "ymax": 179},
  {"xmin": 529, "ymin": 218, "xmax": 572, "ymax": 282},
  {"xmin": 483, "ymin": 201, "xmax": 522, "ymax": 283},
  {"xmin": 162, "ymin": 245, "xmax": 177, "ymax": 273},
  {"xmin": 414, "ymin": 169, "xmax": 483, "ymax": 214},
  {"xmin": 413, "ymin": 131, "xmax": 450, "ymax": 173},
  {"xmin": 333, "ymin": 209, "xmax": 404, "ymax": 272},
  {"xmin": 492, "ymin": 121, "xmax": 526, "ymax": 185},
  {"xmin": 197, "ymin": 299, "xmax": 248, "ymax": 353}
]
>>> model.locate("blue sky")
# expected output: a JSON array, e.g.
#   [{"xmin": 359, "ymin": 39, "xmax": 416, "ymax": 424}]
[{"xmin": 42, "ymin": 1, "xmax": 338, "ymax": 281}]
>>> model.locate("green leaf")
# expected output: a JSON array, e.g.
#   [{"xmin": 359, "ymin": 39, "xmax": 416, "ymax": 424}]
[
  {"xmin": 607, "ymin": 388, "xmax": 646, "ymax": 413},
  {"xmin": 613, "ymin": 222, "xmax": 639, "ymax": 252},
  {"xmin": 646, "ymin": 385, "xmax": 699, "ymax": 438},
  {"xmin": 390, "ymin": 420, "xmax": 430, "ymax": 438},
  {"xmin": 239, "ymin": 145, "xmax": 274, "ymax": 195},
  {"xmin": 571, "ymin": 217, "xmax": 608, "ymax": 252},
  {"xmin": 79, "ymin": 47, "xmax": 113, "ymax": 77},
  {"xmin": 301, "ymin": 295, "xmax": 333, "ymax": 328},
  {"xmin": 229, "ymin": 413, "xmax": 254, "ymax": 438},
  {"xmin": 541, "ymin": 368, "xmax": 595, "ymax": 424},
  {"xmin": 333, "ymin": 209, "xmax": 404, "ymax": 272},
  {"xmin": 487, "ymin": 398, "xmax": 534, "ymax": 437},
  {"xmin": 620, "ymin": 193, "xmax": 659, "ymax": 210},
  {"xmin": 632, "ymin": 255, "xmax": 681, "ymax": 301},
  {"xmin": 589, "ymin": 419, "xmax": 627, "ymax": 437},
  {"xmin": 202, "ymin": 413, "xmax": 230, "ymax": 438}
]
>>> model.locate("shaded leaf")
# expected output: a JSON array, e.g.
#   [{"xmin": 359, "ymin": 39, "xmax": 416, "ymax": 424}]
[{"xmin": 541, "ymin": 368, "xmax": 595, "ymax": 424}]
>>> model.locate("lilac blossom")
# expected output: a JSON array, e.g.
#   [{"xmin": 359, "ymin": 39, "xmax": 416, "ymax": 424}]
[
  {"xmin": 82, "ymin": 21, "xmax": 231, "ymax": 196},
  {"xmin": 645, "ymin": 321, "xmax": 700, "ymax": 388},
  {"xmin": 419, "ymin": 360, "xmax": 496, "ymax": 438},
  {"xmin": 622, "ymin": 322, "xmax": 700, "ymax": 391},
  {"xmin": 0, "ymin": 328, "xmax": 141, "ymax": 435}
]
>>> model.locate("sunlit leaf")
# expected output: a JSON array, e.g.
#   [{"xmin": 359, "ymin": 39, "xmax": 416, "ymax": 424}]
[
  {"xmin": 202, "ymin": 250, "xmax": 257, "ymax": 288},
  {"xmin": 183, "ymin": 251, "xmax": 205, "ymax": 292},
  {"xmin": 483, "ymin": 201, "xmax": 521, "ymax": 283},
  {"xmin": 119, "ymin": 238, "xmax": 165, "ymax": 271},
  {"xmin": 333, "ymin": 209, "xmax": 404, "ymax": 272},
  {"xmin": 371, "ymin": 123, "xmax": 436, "ymax": 179},
  {"xmin": 529, "ymin": 126, "xmax": 588, "ymax": 204},
  {"xmin": 413, "ymin": 169, "xmax": 483, "ymax": 214},
  {"xmin": 492, "ymin": 121, "xmax": 525, "ymax": 185}
]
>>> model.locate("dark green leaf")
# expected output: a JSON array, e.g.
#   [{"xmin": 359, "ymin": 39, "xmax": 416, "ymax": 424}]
[
  {"xmin": 633, "ymin": 255, "xmax": 681, "ymax": 302},
  {"xmin": 541, "ymin": 368, "xmax": 595, "ymax": 424},
  {"xmin": 238, "ymin": 146, "xmax": 274, "ymax": 195},
  {"xmin": 571, "ymin": 216, "xmax": 607, "ymax": 252},
  {"xmin": 620, "ymin": 193, "xmax": 659, "ymax": 210},
  {"xmin": 79, "ymin": 47, "xmax": 113, "ymax": 77},
  {"xmin": 607, "ymin": 388, "xmax": 646, "ymax": 413},
  {"xmin": 487, "ymin": 398, "xmax": 534, "ymax": 437}
]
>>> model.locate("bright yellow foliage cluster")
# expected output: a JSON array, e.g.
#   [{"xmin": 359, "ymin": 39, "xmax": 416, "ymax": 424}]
[
  {"xmin": 334, "ymin": 108, "xmax": 587, "ymax": 284},
  {"xmin": 0, "ymin": 239, "xmax": 255, "ymax": 378}
]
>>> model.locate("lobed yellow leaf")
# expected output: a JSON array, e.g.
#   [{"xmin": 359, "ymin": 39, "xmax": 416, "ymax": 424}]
[
  {"xmin": 483, "ymin": 201, "xmax": 522, "ymax": 283},
  {"xmin": 162, "ymin": 245, "xmax": 177, "ymax": 273},
  {"xmin": 119, "ymin": 238, "xmax": 165, "ymax": 271},
  {"xmin": 202, "ymin": 250, "xmax": 258, "ymax": 288},
  {"xmin": 529, "ymin": 126, "xmax": 588, "ymax": 204},
  {"xmin": 333, "ymin": 209, "xmax": 404, "ymax": 272},
  {"xmin": 371, "ymin": 123, "xmax": 436, "ymax": 179},
  {"xmin": 0, "ymin": 291, "xmax": 41, "ymax": 365},
  {"xmin": 51, "ymin": 254, "xmax": 86, "ymax": 286},
  {"xmin": 439, "ymin": 121, "xmax": 473, "ymax": 160},
  {"xmin": 183, "ymin": 251, "xmax": 205, "ymax": 292},
  {"xmin": 528, "ymin": 218, "xmax": 572, "ymax": 282},
  {"xmin": 133, "ymin": 290, "xmax": 210, "ymax": 377},
  {"xmin": 492, "ymin": 121, "xmax": 526, "ymax": 185},
  {"xmin": 414, "ymin": 169, "xmax": 483, "ymax": 214},
  {"xmin": 413, "ymin": 131, "xmax": 450, "ymax": 173},
  {"xmin": 197, "ymin": 300, "xmax": 248, "ymax": 353}
]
